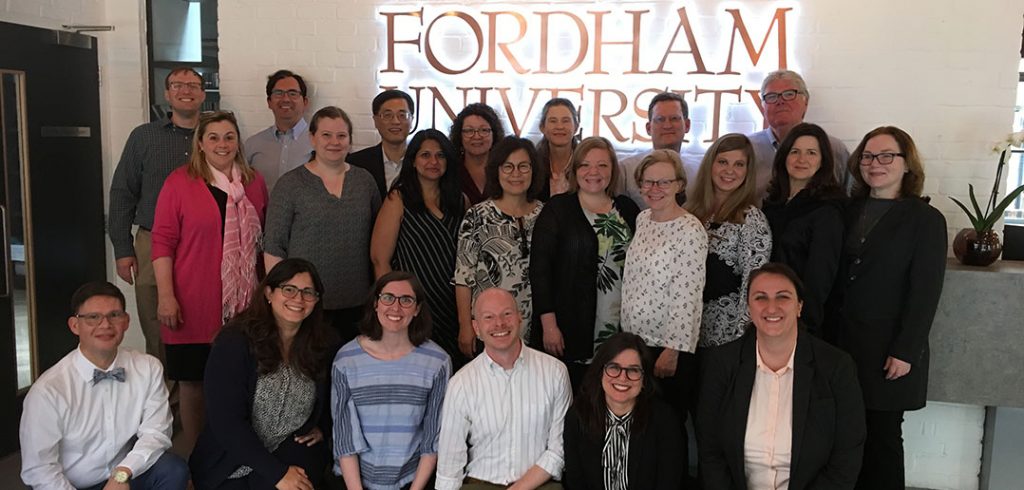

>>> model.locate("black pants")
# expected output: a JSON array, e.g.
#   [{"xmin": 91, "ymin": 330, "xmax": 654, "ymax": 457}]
[
  {"xmin": 856, "ymin": 409, "xmax": 906, "ymax": 490},
  {"xmin": 653, "ymin": 347, "xmax": 698, "ymax": 489},
  {"xmin": 211, "ymin": 436, "xmax": 330, "ymax": 489}
]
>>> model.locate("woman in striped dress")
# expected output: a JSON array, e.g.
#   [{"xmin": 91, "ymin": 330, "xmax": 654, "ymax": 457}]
[
  {"xmin": 332, "ymin": 271, "xmax": 451, "ymax": 490},
  {"xmin": 371, "ymin": 129, "xmax": 467, "ymax": 368}
]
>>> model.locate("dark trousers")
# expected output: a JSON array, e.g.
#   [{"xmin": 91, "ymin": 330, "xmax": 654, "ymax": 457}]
[
  {"xmin": 324, "ymin": 306, "xmax": 363, "ymax": 347},
  {"xmin": 79, "ymin": 452, "xmax": 189, "ymax": 490},
  {"xmin": 208, "ymin": 437, "xmax": 329, "ymax": 490},
  {"xmin": 653, "ymin": 347, "xmax": 698, "ymax": 489},
  {"xmin": 856, "ymin": 409, "xmax": 906, "ymax": 490}
]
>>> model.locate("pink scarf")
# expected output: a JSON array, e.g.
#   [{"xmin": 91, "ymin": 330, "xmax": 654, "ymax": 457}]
[{"xmin": 209, "ymin": 164, "xmax": 261, "ymax": 321}]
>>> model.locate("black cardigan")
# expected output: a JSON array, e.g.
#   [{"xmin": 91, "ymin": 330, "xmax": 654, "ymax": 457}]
[
  {"xmin": 530, "ymin": 192, "xmax": 639, "ymax": 361},
  {"xmin": 762, "ymin": 191, "xmax": 845, "ymax": 334},
  {"xmin": 563, "ymin": 399, "xmax": 684, "ymax": 490},
  {"xmin": 188, "ymin": 328, "xmax": 331, "ymax": 489},
  {"xmin": 826, "ymin": 196, "xmax": 947, "ymax": 411},
  {"xmin": 697, "ymin": 329, "xmax": 866, "ymax": 490}
]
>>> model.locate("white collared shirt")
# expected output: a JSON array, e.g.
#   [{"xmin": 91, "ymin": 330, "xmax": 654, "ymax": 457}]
[
  {"xmin": 744, "ymin": 341, "xmax": 796, "ymax": 490},
  {"xmin": 20, "ymin": 348, "xmax": 173, "ymax": 489},
  {"xmin": 435, "ymin": 344, "xmax": 572, "ymax": 490},
  {"xmin": 381, "ymin": 145, "xmax": 403, "ymax": 191}
]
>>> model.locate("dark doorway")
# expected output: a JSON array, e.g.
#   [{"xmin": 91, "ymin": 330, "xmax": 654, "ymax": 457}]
[{"xmin": 0, "ymin": 21, "xmax": 106, "ymax": 456}]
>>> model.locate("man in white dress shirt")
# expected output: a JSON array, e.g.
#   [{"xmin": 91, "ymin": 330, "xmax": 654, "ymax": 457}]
[
  {"xmin": 436, "ymin": 288, "xmax": 572, "ymax": 490},
  {"xmin": 618, "ymin": 92, "xmax": 697, "ymax": 209},
  {"xmin": 747, "ymin": 69, "xmax": 851, "ymax": 200},
  {"xmin": 244, "ymin": 69, "xmax": 313, "ymax": 192},
  {"xmin": 20, "ymin": 282, "xmax": 188, "ymax": 490}
]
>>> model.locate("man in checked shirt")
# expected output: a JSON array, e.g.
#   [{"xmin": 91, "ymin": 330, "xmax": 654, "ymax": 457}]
[{"xmin": 107, "ymin": 67, "xmax": 206, "ymax": 364}]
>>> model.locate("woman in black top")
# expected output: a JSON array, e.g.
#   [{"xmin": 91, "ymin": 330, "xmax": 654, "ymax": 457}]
[
  {"xmin": 190, "ymin": 258, "xmax": 334, "ymax": 490},
  {"xmin": 564, "ymin": 332, "xmax": 684, "ymax": 490},
  {"xmin": 762, "ymin": 123, "xmax": 846, "ymax": 334},
  {"xmin": 828, "ymin": 126, "xmax": 946, "ymax": 489},
  {"xmin": 531, "ymin": 136, "xmax": 640, "ymax": 392},
  {"xmin": 450, "ymin": 103, "xmax": 506, "ymax": 205}
]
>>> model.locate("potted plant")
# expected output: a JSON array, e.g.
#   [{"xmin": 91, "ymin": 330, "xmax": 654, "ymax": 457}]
[{"xmin": 950, "ymin": 131, "xmax": 1024, "ymax": 266}]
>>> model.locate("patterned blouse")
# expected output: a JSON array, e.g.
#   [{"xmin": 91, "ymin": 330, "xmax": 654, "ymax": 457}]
[
  {"xmin": 699, "ymin": 205, "xmax": 772, "ymax": 348},
  {"xmin": 229, "ymin": 364, "xmax": 316, "ymax": 479},
  {"xmin": 453, "ymin": 199, "xmax": 543, "ymax": 339},
  {"xmin": 583, "ymin": 208, "xmax": 633, "ymax": 354},
  {"xmin": 622, "ymin": 210, "xmax": 708, "ymax": 353}
]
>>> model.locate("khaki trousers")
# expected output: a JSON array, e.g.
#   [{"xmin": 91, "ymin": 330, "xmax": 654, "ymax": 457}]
[
  {"xmin": 134, "ymin": 229, "xmax": 163, "ymax": 361},
  {"xmin": 461, "ymin": 478, "xmax": 563, "ymax": 490}
]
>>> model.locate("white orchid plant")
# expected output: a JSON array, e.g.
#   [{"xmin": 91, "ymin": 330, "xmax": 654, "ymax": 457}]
[{"xmin": 949, "ymin": 131, "xmax": 1024, "ymax": 233}]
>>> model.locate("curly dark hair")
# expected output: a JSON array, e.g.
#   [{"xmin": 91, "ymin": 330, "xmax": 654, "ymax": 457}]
[
  {"xmin": 572, "ymin": 332, "xmax": 657, "ymax": 439},
  {"xmin": 764, "ymin": 123, "xmax": 844, "ymax": 205},
  {"xmin": 393, "ymin": 129, "xmax": 465, "ymax": 219},
  {"xmin": 359, "ymin": 271, "xmax": 433, "ymax": 345},
  {"xmin": 449, "ymin": 103, "xmax": 506, "ymax": 156},
  {"xmin": 483, "ymin": 136, "xmax": 545, "ymax": 201},
  {"xmin": 219, "ymin": 258, "xmax": 334, "ymax": 380}
]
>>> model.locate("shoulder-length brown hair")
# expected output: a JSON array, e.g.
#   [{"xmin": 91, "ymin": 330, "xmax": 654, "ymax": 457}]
[
  {"xmin": 571, "ymin": 332, "xmax": 657, "ymax": 438},
  {"xmin": 219, "ymin": 258, "xmax": 333, "ymax": 380},
  {"xmin": 186, "ymin": 111, "xmax": 256, "ymax": 185},
  {"xmin": 765, "ymin": 123, "xmax": 844, "ymax": 204},
  {"xmin": 568, "ymin": 136, "xmax": 621, "ymax": 198},
  {"xmin": 848, "ymin": 126, "xmax": 925, "ymax": 198},
  {"xmin": 360, "ymin": 271, "xmax": 433, "ymax": 346},
  {"xmin": 684, "ymin": 133, "xmax": 758, "ymax": 223},
  {"xmin": 483, "ymin": 136, "xmax": 545, "ymax": 201}
]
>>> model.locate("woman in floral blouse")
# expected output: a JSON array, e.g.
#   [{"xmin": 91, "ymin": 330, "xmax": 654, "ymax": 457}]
[
  {"xmin": 684, "ymin": 133, "xmax": 772, "ymax": 348},
  {"xmin": 531, "ymin": 136, "xmax": 640, "ymax": 392},
  {"xmin": 454, "ymin": 136, "xmax": 545, "ymax": 361}
]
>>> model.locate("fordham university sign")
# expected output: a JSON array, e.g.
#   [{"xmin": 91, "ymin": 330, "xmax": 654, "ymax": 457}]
[{"xmin": 377, "ymin": 2, "xmax": 797, "ymax": 150}]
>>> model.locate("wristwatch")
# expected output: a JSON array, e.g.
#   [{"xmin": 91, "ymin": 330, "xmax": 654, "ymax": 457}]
[{"xmin": 113, "ymin": 469, "xmax": 131, "ymax": 484}]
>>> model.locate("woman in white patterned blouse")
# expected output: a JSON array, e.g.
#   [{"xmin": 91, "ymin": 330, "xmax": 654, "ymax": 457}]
[{"xmin": 621, "ymin": 149, "xmax": 707, "ymax": 483}]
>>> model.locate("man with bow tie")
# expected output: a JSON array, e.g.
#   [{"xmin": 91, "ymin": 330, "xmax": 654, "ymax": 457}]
[{"xmin": 20, "ymin": 282, "xmax": 188, "ymax": 490}]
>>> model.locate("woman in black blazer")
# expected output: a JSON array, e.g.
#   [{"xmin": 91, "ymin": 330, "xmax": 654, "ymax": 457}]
[
  {"xmin": 762, "ymin": 123, "xmax": 846, "ymax": 334},
  {"xmin": 698, "ymin": 263, "xmax": 866, "ymax": 490},
  {"xmin": 564, "ymin": 332, "xmax": 684, "ymax": 490},
  {"xmin": 190, "ymin": 259, "xmax": 335, "ymax": 490},
  {"xmin": 531, "ymin": 136, "xmax": 640, "ymax": 391},
  {"xmin": 827, "ymin": 126, "xmax": 947, "ymax": 489}
]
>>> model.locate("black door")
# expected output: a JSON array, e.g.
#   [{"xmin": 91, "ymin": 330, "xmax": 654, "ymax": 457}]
[{"xmin": 0, "ymin": 21, "xmax": 106, "ymax": 455}]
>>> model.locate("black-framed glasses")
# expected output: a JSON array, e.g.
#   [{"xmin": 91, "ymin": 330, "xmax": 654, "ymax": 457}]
[
  {"xmin": 461, "ymin": 127, "xmax": 493, "ymax": 137},
  {"xmin": 640, "ymin": 178, "xmax": 680, "ymax": 190},
  {"xmin": 604, "ymin": 362, "xmax": 644, "ymax": 381},
  {"xmin": 277, "ymin": 284, "xmax": 320, "ymax": 302},
  {"xmin": 75, "ymin": 311, "xmax": 129, "ymax": 327},
  {"xmin": 168, "ymin": 81, "xmax": 203, "ymax": 92},
  {"xmin": 516, "ymin": 216, "xmax": 530, "ymax": 257},
  {"xmin": 761, "ymin": 89, "xmax": 804, "ymax": 104},
  {"xmin": 500, "ymin": 162, "xmax": 532, "ymax": 175},
  {"xmin": 379, "ymin": 293, "xmax": 417, "ymax": 308},
  {"xmin": 859, "ymin": 152, "xmax": 905, "ymax": 166},
  {"xmin": 377, "ymin": 111, "xmax": 412, "ymax": 122},
  {"xmin": 270, "ymin": 89, "xmax": 303, "ymax": 99}
]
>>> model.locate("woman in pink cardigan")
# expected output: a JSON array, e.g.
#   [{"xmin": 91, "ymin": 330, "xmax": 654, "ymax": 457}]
[{"xmin": 152, "ymin": 110, "xmax": 268, "ymax": 454}]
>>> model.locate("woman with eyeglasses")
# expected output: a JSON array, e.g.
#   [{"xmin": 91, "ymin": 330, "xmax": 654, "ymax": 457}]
[
  {"xmin": 620, "ymin": 150, "xmax": 707, "ymax": 480},
  {"xmin": 331, "ymin": 271, "xmax": 451, "ymax": 490},
  {"xmin": 531, "ymin": 136, "xmax": 640, "ymax": 392},
  {"xmin": 563, "ymin": 332, "xmax": 684, "ymax": 490},
  {"xmin": 683, "ymin": 133, "xmax": 772, "ymax": 349},
  {"xmin": 263, "ymin": 106, "xmax": 381, "ymax": 346},
  {"xmin": 453, "ymin": 136, "xmax": 545, "ymax": 363},
  {"xmin": 449, "ymin": 103, "xmax": 507, "ymax": 205},
  {"xmin": 535, "ymin": 98, "xmax": 581, "ymax": 200},
  {"xmin": 371, "ymin": 129, "xmax": 466, "ymax": 367},
  {"xmin": 827, "ymin": 127, "xmax": 946, "ymax": 489},
  {"xmin": 698, "ymin": 263, "xmax": 865, "ymax": 490},
  {"xmin": 761, "ymin": 123, "xmax": 846, "ymax": 335},
  {"xmin": 191, "ymin": 258, "xmax": 334, "ymax": 490},
  {"xmin": 152, "ymin": 110, "xmax": 268, "ymax": 454}
]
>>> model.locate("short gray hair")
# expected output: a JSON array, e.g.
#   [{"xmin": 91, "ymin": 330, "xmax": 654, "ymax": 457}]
[{"xmin": 760, "ymin": 70, "xmax": 809, "ymax": 102}]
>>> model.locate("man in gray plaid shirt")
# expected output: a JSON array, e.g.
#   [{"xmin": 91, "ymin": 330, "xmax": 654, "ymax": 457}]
[{"xmin": 107, "ymin": 67, "xmax": 206, "ymax": 362}]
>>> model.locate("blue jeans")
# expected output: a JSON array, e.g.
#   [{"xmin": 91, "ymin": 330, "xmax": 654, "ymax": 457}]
[{"xmin": 79, "ymin": 452, "xmax": 190, "ymax": 490}]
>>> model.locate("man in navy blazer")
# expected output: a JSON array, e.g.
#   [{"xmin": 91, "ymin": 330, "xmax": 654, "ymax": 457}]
[{"xmin": 348, "ymin": 89, "xmax": 415, "ymax": 199}]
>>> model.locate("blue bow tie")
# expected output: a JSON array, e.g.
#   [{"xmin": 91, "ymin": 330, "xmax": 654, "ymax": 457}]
[{"xmin": 92, "ymin": 367, "xmax": 126, "ymax": 384}]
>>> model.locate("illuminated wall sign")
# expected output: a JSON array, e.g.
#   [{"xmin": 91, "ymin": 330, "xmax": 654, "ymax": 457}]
[{"xmin": 378, "ymin": 2, "xmax": 797, "ymax": 150}]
